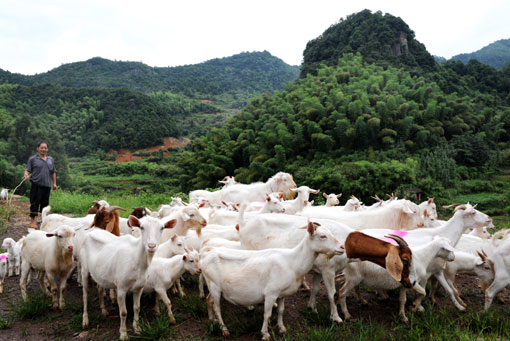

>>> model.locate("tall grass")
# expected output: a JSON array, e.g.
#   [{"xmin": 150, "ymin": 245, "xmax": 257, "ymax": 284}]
[
  {"xmin": 13, "ymin": 293, "xmax": 52, "ymax": 320},
  {"xmin": 48, "ymin": 190, "xmax": 183, "ymax": 217}
]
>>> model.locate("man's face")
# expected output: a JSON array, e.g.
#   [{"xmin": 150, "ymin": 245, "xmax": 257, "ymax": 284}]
[{"xmin": 37, "ymin": 144, "xmax": 48, "ymax": 156}]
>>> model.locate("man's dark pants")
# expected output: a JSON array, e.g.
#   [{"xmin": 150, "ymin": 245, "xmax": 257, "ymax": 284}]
[{"xmin": 29, "ymin": 182, "xmax": 50, "ymax": 217}]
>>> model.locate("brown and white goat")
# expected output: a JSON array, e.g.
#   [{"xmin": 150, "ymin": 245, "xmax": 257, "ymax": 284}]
[
  {"xmin": 89, "ymin": 206, "xmax": 124, "ymax": 236},
  {"xmin": 344, "ymin": 231, "xmax": 419, "ymax": 289},
  {"xmin": 87, "ymin": 200, "xmax": 110, "ymax": 214}
]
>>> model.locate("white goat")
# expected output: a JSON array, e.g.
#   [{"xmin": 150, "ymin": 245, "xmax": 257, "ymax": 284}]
[
  {"xmin": 79, "ymin": 215, "xmax": 176, "ymax": 340},
  {"xmin": 143, "ymin": 249, "xmax": 201, "ymax": 323},
  {"xmin": 0, "ymin": 188, "xmax": 8, "ymax": 201},
  {"xmin": 300, "ymin": 199, "xmax": 424, "ymax": 230},
  {"xmin": 430, "ymin": 249, "xmax": 495, "ymax": 308},
  {"xmin": 40, "ymin": 206, "xmax": 95, "ymax": 231},
  {"xmin": 219, "ymin": 172, "xmax": 297, "ymax": 204},
  {"xmin": 323, "ymin": 192, "xmax": 342, "ymax": 207},
  {"xmin": 159, "ymin": 206, "xmax": 207, "ymax": 243},
  {"xmin": 207, "ymin": 193, "xmax": 285, "ymax": 226},
  {"xmin": 1, "ymin": 237, "xmax": 22, "ymax": 276},
  {"xmin": 201, "ymin": 221, "xmax": 343, "ymax": 340},
  {"xmin": 20, "ymin": 225, "xmax": 75, "ymax": 310},
  {"xmin": 282, "ymin": 186, "xmax": 320, "ymax": 214}
]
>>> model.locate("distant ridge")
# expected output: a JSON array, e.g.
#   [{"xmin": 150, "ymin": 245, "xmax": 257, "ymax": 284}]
[
  {"xmin": 0, "ymin": 51, "xmax": 300, "ymax": 103},
  {"xmin": 450, "ymin": 39, "xmax": 510, "ymax": 69}
]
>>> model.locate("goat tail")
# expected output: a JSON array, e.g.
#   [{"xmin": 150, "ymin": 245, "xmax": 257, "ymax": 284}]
[{"xmin": 41, "ymin": 206, "xmax": 51, "ymax": 223}]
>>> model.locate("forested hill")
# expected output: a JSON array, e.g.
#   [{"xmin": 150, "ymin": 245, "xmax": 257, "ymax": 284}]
[
  {"xmin": 450, "ymin": 39, "xmax": 510, "ymax": 69},
  {"xmin": 177, "ymin": 52, "xmax": 510, "ymax": 198},
  {"xmin": 300, "ymin": 9, "xmax": 436, "ymax": 78},
  {"xmin": 0, "ymin": 51, "xmax": 300, "ymax": 107}
]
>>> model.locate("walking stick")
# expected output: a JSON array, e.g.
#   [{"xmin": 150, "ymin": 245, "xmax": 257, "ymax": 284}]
[{"xmin": 7, "ymin": 175, "xmax": 30, "ymax": 207}]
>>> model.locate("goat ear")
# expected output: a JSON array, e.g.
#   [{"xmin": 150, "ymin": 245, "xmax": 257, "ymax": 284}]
[
  {"xmin": 423, "ymin": 209, "xmax": 429, "ymax": 218},
  {"xmin": 323, "ymin": 193, "xmax": 328, "ymax": 199},
  {"xmin": 182, "ymin": 254, "xmax": 187, "ymax": 261},
  {"xmin": 385, "ymin": 246, "xmax": 403, "ymax": 282},
  {"xmin": 128, "ymin": 215, "xmax": 141, "ymax": 228},
  {"xmin": 171, "ymin": 234, "xmax": 177, "ymax": 241},
  {"xmin": 164, "ymin": 219, "xmax": 177, "ymax": 229},
  {"xmin": 307, "ymin": 221, "xmax": 315, "ymax": 235},
  {"xmin": 265, "ymin": 194, "xmax": 271, "ymax": 201},
  {"xmin": 235, "ymin": 224, "xmax": 240, "ymax": 231}
]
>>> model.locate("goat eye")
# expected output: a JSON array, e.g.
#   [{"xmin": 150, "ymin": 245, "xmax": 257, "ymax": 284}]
[
  {"xmin": 177, "ymin": 244, "xmax": 182, "ymax": 247},
  {"xmin": 189, "ymin": 260, "xmax": 194, "ymax": 263},
  {"xmin": 319, "ymin": 235, "xmax": 327, "ymax": 240}
]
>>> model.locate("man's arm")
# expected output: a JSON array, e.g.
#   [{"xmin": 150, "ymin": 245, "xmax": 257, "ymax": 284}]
[{"xmin": 52, "ymin": 172, "xmax": 58, "ymax": 191}]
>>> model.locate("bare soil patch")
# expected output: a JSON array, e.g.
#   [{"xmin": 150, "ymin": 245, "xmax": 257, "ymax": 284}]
[
  {"xmin": 1, "ymin": 198, "xmax": 509, "ymax": 340},
  {"xmin": 108, "ymin": 137, "xmax": 190, "ymax": 162}
]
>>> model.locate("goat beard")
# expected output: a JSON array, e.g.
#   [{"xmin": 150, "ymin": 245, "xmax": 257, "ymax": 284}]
[
  {"xmin": 284, "ymin": 190, "xmax": 295, "ymax": 200},
  {"xmin": 62, "ymin": 250, "xmax": 74, "ymax": 268}
]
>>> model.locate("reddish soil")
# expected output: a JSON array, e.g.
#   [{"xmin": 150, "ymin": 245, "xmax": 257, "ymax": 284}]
[
  {"xmin": 1, "ymin": 198, "xmax": 509, "ymax": 340},
  {"xmin": 108, "ymin": 137, "xmax": 190, "ymax": 162}
]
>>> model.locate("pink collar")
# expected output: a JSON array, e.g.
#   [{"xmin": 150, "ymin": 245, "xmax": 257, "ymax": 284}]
[{"xmin": 381, "ymin": 230, "xmax": 408, "ymax": 245}]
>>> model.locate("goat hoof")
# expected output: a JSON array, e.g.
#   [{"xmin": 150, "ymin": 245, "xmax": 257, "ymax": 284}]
[
  {"xmin": 331, "ymin": 316, "xmax": 343, "ymax": 323},
  {"xmin": 170, "ymin": 318, "xmax": 176, "ymax": 325},
  {"xmin": 222, "ymin": 330, "xmax": 230, "ymax": 337}
]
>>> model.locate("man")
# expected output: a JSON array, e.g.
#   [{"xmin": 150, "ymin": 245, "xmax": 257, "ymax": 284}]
[{"xmin": 24, "ymin": 141, "xmax": 58, "ymax": 228}]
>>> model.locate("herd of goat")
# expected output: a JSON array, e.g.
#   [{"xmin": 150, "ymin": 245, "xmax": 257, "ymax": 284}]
[{"xmin": 0, "ymin": 171, "xmax": 509, "ymax": 340}]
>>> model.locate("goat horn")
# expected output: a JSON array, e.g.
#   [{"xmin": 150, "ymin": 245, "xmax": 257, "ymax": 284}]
[
  {"xmin": 371, "ymin": 195, "xmax": 382, "ymax": 202},
  {"xmin": 384, "ymin": 234, "xmax": 409, "ymax": 249},
  {"xmin": 107, "ymin": 206, "xmax": 125, "ymax": 212},
  {"xmin": 442, "ymin": 204, "xmax": 461, "ymax": 209}
]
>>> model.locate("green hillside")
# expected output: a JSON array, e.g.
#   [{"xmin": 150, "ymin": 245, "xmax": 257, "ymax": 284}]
[
  {"xmin": 0, "ymin": 51, "xmax": 300, "ymax": 109},
  {"xmin": 176, "ymin": 53, "xmax": 510, "ymax": 196},
  {"xmin": 451, "ymin": 39, "xmax": 510, "ymax": 69}
]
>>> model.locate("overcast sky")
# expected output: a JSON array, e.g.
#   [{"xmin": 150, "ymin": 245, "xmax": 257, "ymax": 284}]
[{"xmin": 2, "ymin": 0, "xmax": 509, "ymax": 75}]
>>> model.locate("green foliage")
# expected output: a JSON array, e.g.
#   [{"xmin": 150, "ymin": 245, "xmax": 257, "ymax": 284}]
[
  {"xmin": 177, "ymin": 52, "xmax": 507, "ymax": 194},
  {"xmin": 137, "ymin": 315, "xmax": 177, "ymax": 340},
  {"xmin": 14, "ymin": 293, "xmax": 52, "ymax": 320},
  {"xmin": 0, "ymin": 315, "xmax": 13, "ymax": 329},
  {"xmin": 1, "ymin": 52, "xmax": 299, "ymax": 109},
  {"xmin": 301, "ymin": 9, "xmax": 436, "ymax": 78}
]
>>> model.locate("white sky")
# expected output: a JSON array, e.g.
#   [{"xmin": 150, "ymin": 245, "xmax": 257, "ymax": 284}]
[{"xmin": 1, "ymin": 0, "xmax": 509, "ymax": 75}]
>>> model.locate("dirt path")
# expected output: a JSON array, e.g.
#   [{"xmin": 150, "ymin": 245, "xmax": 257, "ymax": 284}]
[{"xmin": 1, "ymin": 198, "xmax": 510, "ymax": 340}]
